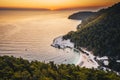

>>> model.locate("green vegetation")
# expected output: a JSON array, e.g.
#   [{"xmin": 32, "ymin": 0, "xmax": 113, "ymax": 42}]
[
  {"xmin": 64, "ymin": 2, "xmax": 120, "ymax": 72},
  {"xmin": 0, "ymin": 56, "xmax": 120, "ymax": 80}
]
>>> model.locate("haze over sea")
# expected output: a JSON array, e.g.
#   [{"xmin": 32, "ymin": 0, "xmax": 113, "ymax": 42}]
[{"xmin": 0, "ymin": 10, "xmax": 81, "ymax": 64}]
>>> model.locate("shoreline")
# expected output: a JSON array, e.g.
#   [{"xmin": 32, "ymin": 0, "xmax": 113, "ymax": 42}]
[{"xmin": 51, "ymin": 36, "xmax": 99, "ymax": 68}]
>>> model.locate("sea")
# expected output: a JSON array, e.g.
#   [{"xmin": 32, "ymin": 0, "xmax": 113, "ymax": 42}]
[{"xmin": 0, "ymin": 10, "xmax": 81, "ymax": 64}]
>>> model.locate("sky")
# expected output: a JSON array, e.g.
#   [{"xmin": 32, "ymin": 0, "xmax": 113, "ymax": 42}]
[{"xmin": 0, "ymin": 0, "xmax": 119, "ymax": 10}]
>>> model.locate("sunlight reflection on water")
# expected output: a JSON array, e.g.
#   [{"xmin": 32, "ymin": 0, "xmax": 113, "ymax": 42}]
[{"xmin": 0, "ymin": 10, "xmax": 81, "ymax": 64}]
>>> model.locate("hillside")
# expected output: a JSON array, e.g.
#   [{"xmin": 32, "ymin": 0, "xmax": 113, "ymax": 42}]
[
  {"xmin": 0, "ymin": 56, "xmax": 120, "ymax": 80},
  {"xmin": 68, "ymin": 11, "xmax": 97, "ymax": 20},
  {"xmin": 63, "ymin": 2, "xmax": 120, "ymax": 72}
]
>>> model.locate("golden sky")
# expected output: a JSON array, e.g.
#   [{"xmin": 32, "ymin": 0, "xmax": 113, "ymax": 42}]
[{"xmin": 0, "ymin": 0, "xmax": 119, "ymax": 10}]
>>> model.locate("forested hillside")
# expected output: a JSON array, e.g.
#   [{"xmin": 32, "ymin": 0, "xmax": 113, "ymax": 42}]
[
  {"xmin": 0, "ymin": 56, "xmax": 120, "ymax": 80},
  {"xmin": 64, "ymin": 2, "xmax": 120, "ymax": 72}
]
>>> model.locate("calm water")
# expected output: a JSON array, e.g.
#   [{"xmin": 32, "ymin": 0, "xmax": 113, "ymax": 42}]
[{"xmin": 0, "ymin": 10, "xmax": 80, "ymax": 64}]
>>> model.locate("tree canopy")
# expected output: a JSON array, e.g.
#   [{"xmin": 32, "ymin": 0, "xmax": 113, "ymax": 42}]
[{"xmin": 0, "ymin": 56, "xmax": 120, "ymax": 80}]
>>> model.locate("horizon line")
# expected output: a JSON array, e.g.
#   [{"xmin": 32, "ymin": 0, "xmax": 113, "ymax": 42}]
[{"xmin": 0, "ymin": 5, "xmax": 109, "ymax": 11}]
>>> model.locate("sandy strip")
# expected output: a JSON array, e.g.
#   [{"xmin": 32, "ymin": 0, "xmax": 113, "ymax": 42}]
[{"xmin": 75, "ymin": 48, "xmax": 99, "ymax": 68}]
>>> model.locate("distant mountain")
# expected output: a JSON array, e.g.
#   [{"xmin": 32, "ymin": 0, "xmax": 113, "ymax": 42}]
[
  {"xmin": 64, "ymin": 2, "xmax": 120, "ymax": 72},
  {"xmin": 68, "ymin": 11, "xmax": 97, "ymax": 20}
]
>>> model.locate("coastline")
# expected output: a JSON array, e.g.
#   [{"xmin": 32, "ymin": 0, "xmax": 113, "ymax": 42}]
[{"xmin": 51, "ymin": 36, "xmax": 99, "ymax": 68}]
